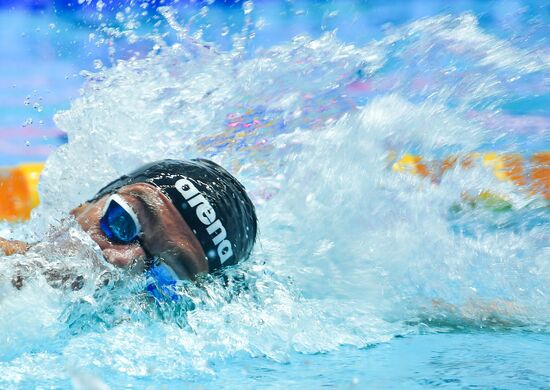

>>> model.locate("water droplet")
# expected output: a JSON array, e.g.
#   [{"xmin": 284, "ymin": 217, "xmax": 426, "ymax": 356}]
[
  {"xmin": 26, "ymin": 141, "xmax": 31, "ymax": 147},
  {"xmin": 93, "ymin": 59, "xmax": 103, "ymax": 69},
  {"xmin": 242, "ymin": 0, "xmax": 253, "ymax": 15},
  {"xmin": 255, "ymin": 17, "xmax": 266, "ymax": 30},
  {"xmin": 24, "ymin": 96, "xmax": 31, "ymax": 106},
  {"xmin": 48, "ymin": 23, "xmax": 56, "ymax": 29},
  {"xmin": 221, "ymin": 26, "xmax": 229, "ymax": 36},
  {"xmin": 22, "ymin": 118, "xmax": 33, "ymax": 127},
  {"xmin": 115, "ymin": 12, "xmax": 125, "ymax": 22},
  {"xmin": 192, "ymin": 30, "xmax": 203, "ymax": 40},
  {"xmin": 126, "ymin": 20, "xmax": 139, "ymax": 30},
  {"xmin": 33, "ymin": 102, "xmax": 43, "ymax": 112},
  {"xmin": 96, "ymin": 0, "xmax": 104, "ymax": 12}
]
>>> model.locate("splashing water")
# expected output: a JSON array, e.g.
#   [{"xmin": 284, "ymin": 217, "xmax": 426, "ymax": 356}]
[{"xmin": 1, "ymin": 3, "xmax": 549, "ymax": 387}]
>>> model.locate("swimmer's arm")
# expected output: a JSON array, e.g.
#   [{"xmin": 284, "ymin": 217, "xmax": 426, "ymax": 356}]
[{"xmin": 0, "ymin": 237, "xmax": 29, "ymax": 256}]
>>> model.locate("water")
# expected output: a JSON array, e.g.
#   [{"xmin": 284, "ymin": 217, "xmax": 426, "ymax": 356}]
[{"xmin": 0, "ymin": 1, "xmax": 549, "ymax": 388}]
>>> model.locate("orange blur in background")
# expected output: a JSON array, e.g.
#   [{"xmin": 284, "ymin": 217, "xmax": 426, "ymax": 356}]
[
  {"xmin": 391, "ymin": 151, "xmax": 550, "ymax": 200},
  {"xmin": 0, "ymin": 163, "xmax": 44, "ymax": 221},
  {"xmin": 0, "ymin": 152, "xmax": 548, "ymax": 222}
]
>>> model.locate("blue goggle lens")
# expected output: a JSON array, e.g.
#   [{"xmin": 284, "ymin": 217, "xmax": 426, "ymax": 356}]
[{"xmin": 100, "ymin": 197, "xmax": 140, "ymax": 244}]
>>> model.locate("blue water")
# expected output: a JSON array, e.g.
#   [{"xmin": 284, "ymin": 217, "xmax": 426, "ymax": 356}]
[
  {"xmin": 0, "ymin": 1, "xmax": 549, "ymax": 388},
  {"xmin": 8, "ymin": 334, "xmax": 548, "ymax": 388}
]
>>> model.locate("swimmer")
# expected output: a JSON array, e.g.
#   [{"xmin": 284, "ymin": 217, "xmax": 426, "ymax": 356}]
[{"xmin": 0, "ymin": 159, "xmax": 257, "ymax": 296}]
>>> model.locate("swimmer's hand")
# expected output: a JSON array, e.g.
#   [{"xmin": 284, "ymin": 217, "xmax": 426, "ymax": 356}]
[{"xmin": 0, "ymin": 237, "xmax": 29, "ymax": 256}]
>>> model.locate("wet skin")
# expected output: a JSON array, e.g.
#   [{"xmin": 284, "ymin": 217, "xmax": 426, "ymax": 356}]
[{"xmin": 70, "ymin": 182, "xmax": 208, "ymax": 280}]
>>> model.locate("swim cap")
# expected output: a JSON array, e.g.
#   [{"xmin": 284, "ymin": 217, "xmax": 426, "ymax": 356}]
[{"xmin": 92, "ymin": 159, "xmax": 257, "ymax": 272}]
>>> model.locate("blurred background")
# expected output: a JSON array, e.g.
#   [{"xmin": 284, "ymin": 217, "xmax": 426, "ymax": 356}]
[
  {"xmin": 0, "ymin": 3, "xmax": 549, "ymax": 388},
  {"xmin": 0, "ymin": 0, "xmax": 548, "ymax": 166}
]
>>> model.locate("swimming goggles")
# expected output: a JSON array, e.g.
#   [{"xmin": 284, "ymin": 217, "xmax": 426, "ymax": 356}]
[
  {"xmin": 100, "ymin": 194, "xmax": 142, "ymax": 244},
  {"xmin": 99, "ymin": 194, "xmax": 181, "ymax": 299}
]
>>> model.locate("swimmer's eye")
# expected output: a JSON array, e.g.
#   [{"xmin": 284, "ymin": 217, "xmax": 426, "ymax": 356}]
[{"xmin": 99, "ymin": 194, "xmax": 142, "ymax": 244}]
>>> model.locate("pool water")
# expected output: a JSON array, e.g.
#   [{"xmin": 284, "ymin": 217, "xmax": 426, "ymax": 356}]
[{"xmin": 0, "ymin": 1, "xmax": 549, "ymax": 388}]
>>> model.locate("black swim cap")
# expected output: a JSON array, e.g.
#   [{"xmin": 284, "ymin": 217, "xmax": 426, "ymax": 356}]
[{"xmin": 92, "ymin": 159, "xmax": 257, "ymax": 272}]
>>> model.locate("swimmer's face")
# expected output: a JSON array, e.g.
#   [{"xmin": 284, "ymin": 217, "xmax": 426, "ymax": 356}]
[{"xmin": 70, "ymin": 182, "xmax": 208, "ymax": 280}]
